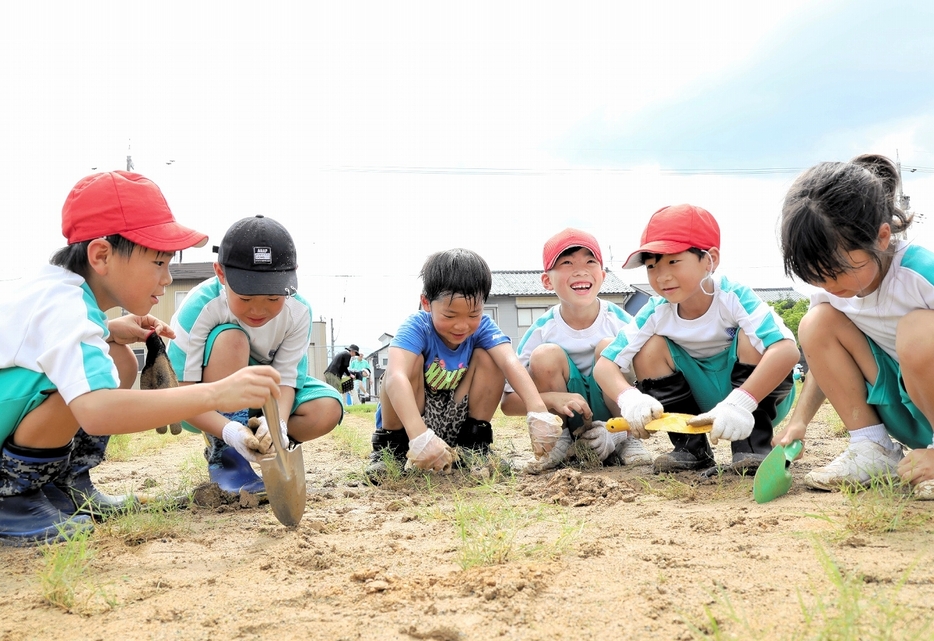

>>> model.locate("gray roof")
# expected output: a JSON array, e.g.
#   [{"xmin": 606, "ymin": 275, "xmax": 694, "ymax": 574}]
[
  {"xmin": 753, "ymin": 288, "xmax": 806, "ymax": 304},
  {"xmin": 170, "ymin": 261, "xmax": 215, "ymax": 280},
  {"xmin": 490, "ymin": 270, "xmax": 634, "ymax": 297}
]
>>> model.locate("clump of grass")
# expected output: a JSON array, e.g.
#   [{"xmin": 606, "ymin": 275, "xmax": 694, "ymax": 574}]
[
  {"xmin": 450, "ymin": 492, "xmax": 582, "ymax": 569},
  {"xmin": 97, "ymin": 498, "xmax": 190, "ymax": 546},
  {"xmin": 37, "ymin": 522, "xmax": 105, "ymax": 612},
  {"xmin": 638, "ymin": 475, "xmax": 699, "ymax": 501},
  {"xmin": 329, "ymin": 421, "xmax": 372, "ymax": 458}
]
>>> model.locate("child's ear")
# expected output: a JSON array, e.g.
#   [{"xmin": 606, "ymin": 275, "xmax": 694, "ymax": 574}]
[
  {"xmin": 706, "ymin": 248, "xmax": 721, "ymax": 271},
  {"xmin": 86, "ymin": 238, "xmax": 113, "ymax": 276},
  {"xmin": 877, "ymin": 223, "xmax": 892, "ymax": 250},
  {"xmin": 541, "ymin": 272, "xmax": 555, "ymax": 292},
  {"xmin": 213, "ymin": 262, "xmax": 226, "ymax": 285},
  {"xmin": 419, "ymin": 294, "xmax": 431, "ymax": 312}
]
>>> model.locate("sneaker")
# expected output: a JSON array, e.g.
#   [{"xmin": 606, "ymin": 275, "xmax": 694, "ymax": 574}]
[
  {"xmin": 615, "ymin": 437, "xmax": 654, "ymax": 466},
  {"xmin": 804, "ymin": 440, "xmax": 904, "ymax": 490}
]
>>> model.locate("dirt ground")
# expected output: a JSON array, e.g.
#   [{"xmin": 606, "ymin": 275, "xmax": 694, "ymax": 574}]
[{"xmin": 2, "ymin": 402, "xmax": 934, "ymax": 641}]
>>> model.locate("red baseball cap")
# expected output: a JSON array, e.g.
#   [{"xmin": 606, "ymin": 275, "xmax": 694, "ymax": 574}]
[
  {"xmin": 621, "ymin": 204, "xmax": 720, "ymax": 269},
  {"xmin": 61, "ymin": 171, "xmax": 208, "ymax": 253},
  {"xmin": 542, "ymin": 228, "xmax": 603, "ymax": 271}
]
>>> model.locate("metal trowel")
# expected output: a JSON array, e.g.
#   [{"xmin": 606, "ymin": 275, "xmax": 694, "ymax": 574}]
[
  {"xmin": 258, "ymin": 397, "xmax": 306, "ymax": 526},
  {"xmin": 752, "ymin": 440, "xmax": 803, "ymax": 504}
]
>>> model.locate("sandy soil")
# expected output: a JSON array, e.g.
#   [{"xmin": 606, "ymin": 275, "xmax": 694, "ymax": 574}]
[{"xmin": 2, "ymin": 403, "xmax": 934, "ymax": 641}]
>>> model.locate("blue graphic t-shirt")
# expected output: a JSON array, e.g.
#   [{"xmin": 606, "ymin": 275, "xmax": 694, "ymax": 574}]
[{"xmin": 375, "ymin": 310, "xmax": 510, "ymax": 427}]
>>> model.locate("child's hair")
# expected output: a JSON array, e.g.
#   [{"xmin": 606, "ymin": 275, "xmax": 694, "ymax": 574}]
[
  {"xmin": 641, "ymin": 247, "xmax": 706, "ymax": 266},
  {"xmin": 781, "ymin": 154, "xmax": 913, "ymax": 284},
  {"xmin": 420, "ymin": 248, "xmax": 492, "ymax": 305},
  {"xmin": 50, "ymin": 234, "xmax": 147, "ymax": 279}
]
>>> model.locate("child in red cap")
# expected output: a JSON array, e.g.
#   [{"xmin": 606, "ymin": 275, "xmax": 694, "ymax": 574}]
[
  {"xmin": 594, "ymin": 204, "xmax": 799, "ymax": 474},
  {"xmin": 501, "ymin": 228, "xmax": 652, "ymax": 470},
  {"xmin": 0, "ymin": 171, "xmax": 281, "ymax": 545}
]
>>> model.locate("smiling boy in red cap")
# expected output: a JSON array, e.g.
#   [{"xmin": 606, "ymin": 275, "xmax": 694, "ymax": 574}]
[
  {"xmin": 594, "ymin": 205, "xmax": 799, "ymax": 475},
  {"xmin": 501, "ymin": 228, "xmax": 652, "ymax": 470},
  {"xmin": 0, "ymin": 171, "xmax": 282, "ymax": 545}
]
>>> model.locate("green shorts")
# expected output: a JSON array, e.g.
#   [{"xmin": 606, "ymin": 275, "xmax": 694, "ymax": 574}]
[
  {"xmin": 865, "ymin": 336, "xmax": 933, "ymax": 449},
  {"xmin": 181, "ymin": 324, "xmax": 342, "ymax": 433},
  {"xmin": 0, "ymin": 369, "xmax": 55, "ymax": 444},
  {"xmin": 564, "ymin": 353, "xmax": 611, "ymax": 422},
  {"xmin": 667, "ymin": 336, "xmax": 794, "ymax": 426}
]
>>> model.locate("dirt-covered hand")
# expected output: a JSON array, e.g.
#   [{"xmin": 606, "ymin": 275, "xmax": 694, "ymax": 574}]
[
  {"xmin": 527, "ymin": 411, "xmax": 564, "ymax": 457},
  {"xmin": 222, "ymin": 421, "xmax": 267, "ymax": 463},
  {"xmin": 579, "ymin": 422, "xmax": 623, "ymax": 461},
  {"xmin": 247, "ymin": 416, "xmax": 282, "ymax": 456},
  {"xmin": 139, "ymin": 331, "xmax": 183, "ymax": 434},
  {"xmin": 406, "ymin": 429, "xmax": 458, "ymax": 473},
  {"xmin": 524, "ymin": 428, "xmax": 573, "ymax": 474},
  {"xmin": 688, "ymin": 389, "xmax": 757, "ymax": 445},
  {"xmin": 616, "ymin": 388, "xmax": 663, "ymax": 439}
]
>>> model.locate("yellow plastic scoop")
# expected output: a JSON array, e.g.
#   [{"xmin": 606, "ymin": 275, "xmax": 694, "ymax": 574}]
[{"xmin": 605, "ymin": 413, "xmax": 710, "ymax": 434}]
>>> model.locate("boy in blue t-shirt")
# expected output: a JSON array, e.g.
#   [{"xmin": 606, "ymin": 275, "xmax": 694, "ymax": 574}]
[
  {"xmin": 369, "ymin": 248, "xmax": 563, "ymax": 479},
  {"xmin": 169, "ymin": 216, "xmax": 343, "ymax": 494}
]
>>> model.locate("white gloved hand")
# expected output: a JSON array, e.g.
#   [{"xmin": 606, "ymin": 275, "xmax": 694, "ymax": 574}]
[
  {"xmin": 524, "ymin": 429, "xmax": 573, "ymax": 474},
  {"xmin": 222, "ymin": 421, "xmax": 268, "ymax": 463},
  {"xmin": 527, "ymin": 411, "xmax": 564, "ymax": 457},
  {"xmin": 616, "ymin": 388, "xmax": 663, "ymax": 439},
  {"xmin": 687, "ymin": 389, "xmax": 758, "ymax": 445},
  {"xmin": 406, "ymin": 429, "xmax": 457, "ymax": 473},
  {"xmin": 579, "ymin": 421, "xmax": 626, "ymax": 461},
  {"xmin": 251, "ymin": 416, "xmax": 289, "ymax": 451}
]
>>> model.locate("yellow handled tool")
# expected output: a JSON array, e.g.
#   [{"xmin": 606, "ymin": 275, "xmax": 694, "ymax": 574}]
[{"xmin": 605, "ymin": 412, "xmax": 711, "ymax": 434}]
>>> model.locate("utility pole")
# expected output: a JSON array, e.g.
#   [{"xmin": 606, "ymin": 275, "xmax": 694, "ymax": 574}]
[{"xmin": 330, "ymin": 317, "xmax": 335, "ymax": 361}]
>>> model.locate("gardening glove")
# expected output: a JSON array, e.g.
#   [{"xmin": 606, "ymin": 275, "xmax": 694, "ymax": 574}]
[
  {"xmin": 249, "ymin": 416, "xmax": 287, "ymax": 452},
  {"xmin": 527, "ymin": 411, "xmax": 564, "ymax": 457},
  {"xmin": 406, "ymin": 429, "xmax": 458, "ymax": 473},
  {"xmin": 687, "ymin": 389, "xmax": 758, "ymax": 445},
  {"xmin": 579, "ymin": 421, "xmax": 625, "ymax": 461},
  {"xmin": 616, "ymin": 388, "xmax": 663, "ymax": 439},
  {"xmin": 222, "ymin": 421, "xmax": 269, "ymax": 463},
  {"xmin": 524, "ymin": 429, "xmax": 573, "ymax": 474}
]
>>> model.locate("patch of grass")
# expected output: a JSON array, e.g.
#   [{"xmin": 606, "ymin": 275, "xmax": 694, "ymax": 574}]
[
  {"xmin": 97, "ymin": 498, "xmax": 190, "ymax": 546},
  {"xmin": 330, "ymin": 421, "xmax": 372, "ymax": 459},
  {"xmin": 685, "ymin": 541, "xmax": 932, "ymax": 640},
  {"xmin": 344, "ymin": 403, "xmax": 376, "ymax": 416},
  {"xmin": 105, "ymin": 430, "xmax": 183, "ymax": 462},
  {"xmin": 450, "ymin": 492, "xmax": 582, "ymax": 569},
  {"xmin": 638, "ymin": 475, "xmax": 699, "ymax": 501},
  {"xmin": 837, "ymin": 475, "xmax": 932, "ymax": 537},
  {"xmin": 37, "ymin": 522, "xmax": 108, "ymax": 613}
]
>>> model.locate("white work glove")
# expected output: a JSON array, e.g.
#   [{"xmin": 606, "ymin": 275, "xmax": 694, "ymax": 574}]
[
  {"xmin": 616, "ymin": 388, "xmax": 663, "ymax": 439},
  {"xmin": 687, "ymin": 389, "xmax": 758, "ymax": 445},
  {"xmin": 250, "ymin": 416, "xmax": 288, "ymax": 451},
  {"xmin": 524, "ymin": 429, "xmax": 573, "ymax": 474},
  {"xmin": 579, "ymin": 421, "xmax": 626, "ymax": 461},
  {"xmin": 222, "ymin": 421, "xmax": 270, "ymax": 463},
  {"xmin": 527, "ymin": 411, "xmax": 564, "ymax": 457},
  {"xmin": 406, "ymin": 429, "xmax": 457, "ymax": 473}
]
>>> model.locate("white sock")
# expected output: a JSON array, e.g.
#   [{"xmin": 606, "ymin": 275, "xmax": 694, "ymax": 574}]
[{"xmin": 850, "ymin": 424, "xmax": 896, "ymax": 449}]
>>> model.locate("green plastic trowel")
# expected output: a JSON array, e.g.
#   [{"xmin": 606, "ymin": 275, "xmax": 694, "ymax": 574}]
[{"xmin": 752, "ymin": 440, "xmax": 803, "ymax": 504}]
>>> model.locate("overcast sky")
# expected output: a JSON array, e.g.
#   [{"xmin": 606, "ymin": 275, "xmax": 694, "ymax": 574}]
[{"xmin": 2, "ymin": 1, "xmax": 933, "ymax": 355}]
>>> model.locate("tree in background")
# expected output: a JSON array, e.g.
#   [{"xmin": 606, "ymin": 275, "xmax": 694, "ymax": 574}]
[{"xmin": 768, "ymin": 298, "xmax": 808, "ymax": 342}]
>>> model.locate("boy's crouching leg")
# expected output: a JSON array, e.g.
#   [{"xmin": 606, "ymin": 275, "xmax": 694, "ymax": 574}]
[
  {"xmin": 204, "ymin": 410, "xmax": 265, "ymax": 495},
  {"xmin": 365, "ymin": 429, "xmax": 410, "ymax": 483},
  {"xmin": 728, "ymin": 364, "xmax": 795, "ymax": 474},
  {"xmin": 0, "ymin": 440, "xmax": 92, "ymax": 546},
  {"xmin": 54, "ymin": 429, "xmax": 138, "ymax": 519},
  {"xmin": 639, "ymin": 372, "xmax": 715, "ymax": 473}
]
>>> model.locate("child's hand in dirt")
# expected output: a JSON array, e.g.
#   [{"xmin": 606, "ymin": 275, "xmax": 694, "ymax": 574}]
[
  {"xmin": 406, "ymin": 429, "xmax": 458, "ymax": 473},
  {"xmin": 523, "ymin": 429, "xmax": 573, "ymax": 474},
  {"xmin": 772, "ymin": 423, "xmax": 807, "ymax": 459},
  {"xmin": 898, "ymin": 449, "xmax": 934, "ymax": 485},
  {"xmin": 527, "ymin": 411, "xmax": 564, "ymax": 457}
]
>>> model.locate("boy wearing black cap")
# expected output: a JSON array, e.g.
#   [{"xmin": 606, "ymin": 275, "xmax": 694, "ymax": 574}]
[
  {"xmin": 501, "ymin": 228, "xmax": 652, "ymax": 470},
  {"xmin": 0, "ymin": 172, "xmax": 281, "ymax": 545},
  {"xmin": 594, "ymin": 204, "xmax": 799, "ymax": 474},
  {"xmin": 169, "ymin": 215, "xmax": 343, "ymax": 494},
  {"xmin": 325, "ymin": 344, "xmax": 361, "ymax": 396}
]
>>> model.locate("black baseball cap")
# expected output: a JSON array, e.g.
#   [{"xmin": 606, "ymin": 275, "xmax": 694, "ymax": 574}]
[{"xmin": 216, "ymin": 215, "xmax": 298, "ymax": 296}]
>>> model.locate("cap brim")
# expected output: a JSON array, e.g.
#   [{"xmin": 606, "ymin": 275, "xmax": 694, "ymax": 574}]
[
  {"xmin": 123, "ymin": 221, "xmax": 209, "ymax": 253},
  {"xmin": 621, "ymin": 241, "xmax": 694, "ymax": 269},
  {"xmin": 224, "ymin": 266, "xmax": 298, "ymax": 296}
]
